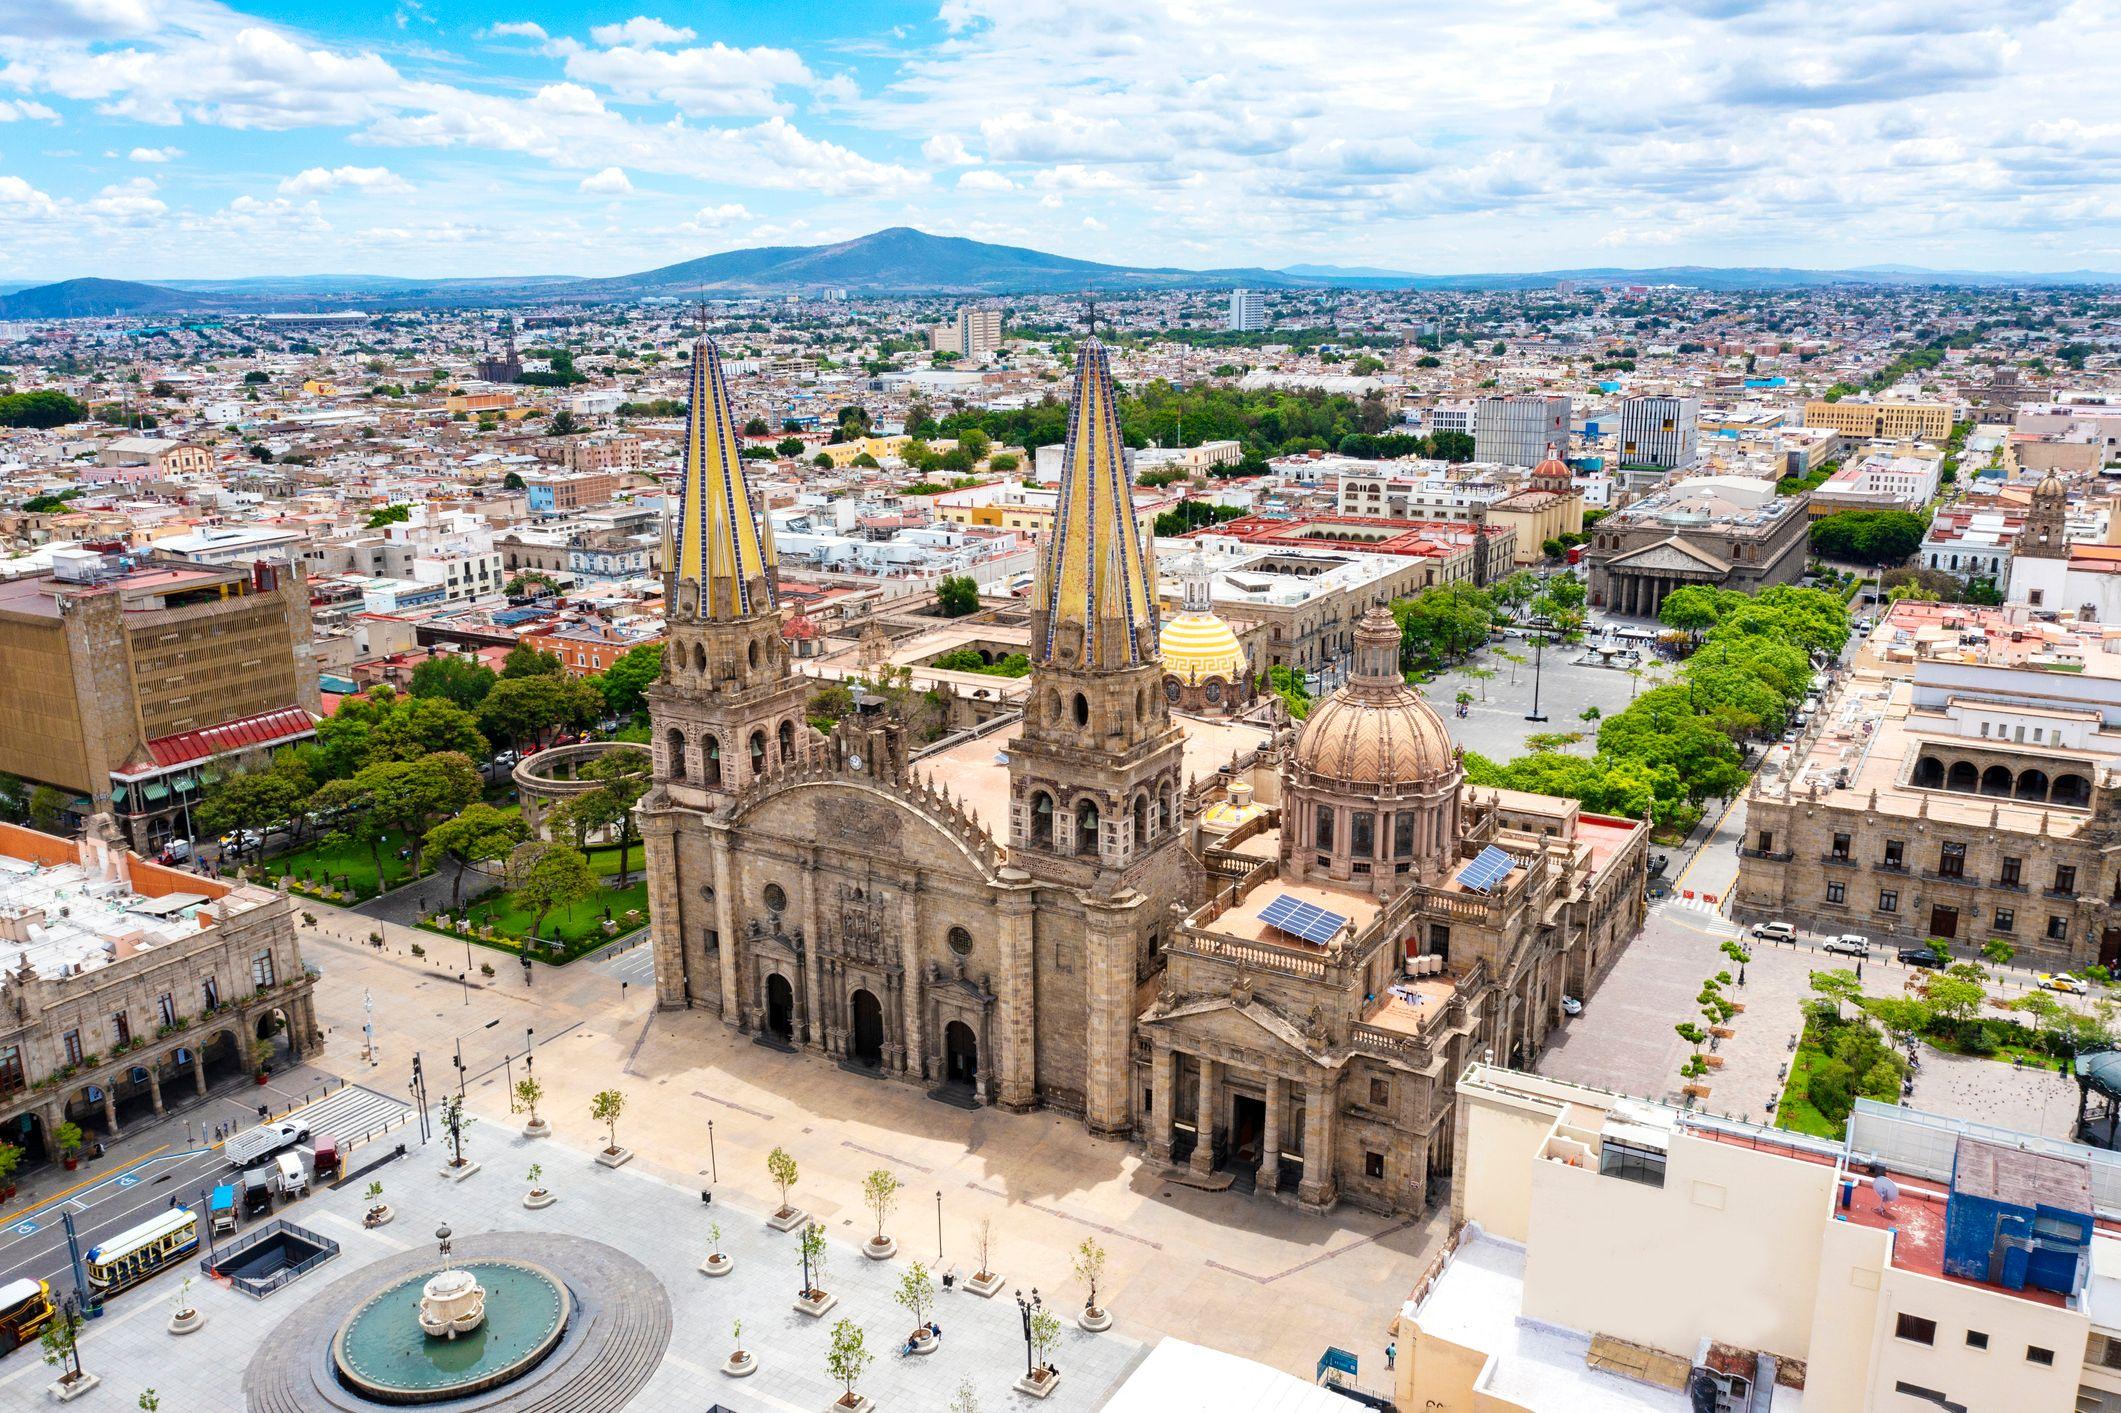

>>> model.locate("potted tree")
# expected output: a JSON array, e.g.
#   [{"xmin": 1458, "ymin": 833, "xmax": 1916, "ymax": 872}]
[
  {"xmin": 1014, "ymin": 1302, "xmax": 1062, "ymax": 1399},
  {"xmin": 516, "ymin": 1075, "xmax": 548, "ymax": 1138},
  {"xmin": 700, "ymin": 1221, "xmax": 734, "ymax": 1277},
  {"xmin": 765, "ymin": 1146, "xmax": 805, "ymax": 1231},
  {"xmin": 861, "ymin": 1168, "xmax": 900, "ymax": 1260},
  {"xmin": 41, "ymin": 1296, "xmax": 94, "ymax": 1402},
  {"xmin": 0, "ymin": 1140, "xmax": 21, "ymax": 1203},
  {"xmin": 896, "ymin": 1260, "xmax": 938, "ymax": 1355},
  {"xmin": 252, "ymin": 1039, "xmax": 274, "ymax": 1084},
  {"xmin": 590, "ymin": 1088, "xmax": 630, "ymax": 1167},
  {"xmin": 825, "ymin": 1317, "xmax": 874, "ymax": 1412},
  {"xmin": 966, "ymin": 1216, "xmax": 1003, "ymax": 1297},
  {"xmin": 439, "ymin": 1094, "xmax": 478, "ymax": 1179},
  {"xmin": 362, "ymin": 1180, "xmax": 393, "ymax": 1227},
  {"xmin": 721, "ymin": 1316, "xmax": 755, "ymax": 1378},
  {"xmin": 524, "ymin": 1163, "xmax": 554, "ymax": 1209},
  {"xmin": 793, "ymin": 1221, "xmax": 835, "ymax": 1317},
  {"xmin": 1073, "ymin": 1237, "xmax": 1111, "ymax": 1331},
  {"xmin": 166, "ymin": 1276, "xmax": 204, "ymax": 1336},
  {"xmin": 55, "ymin": 1121, "xmax": 85, "ymax": 1172}
]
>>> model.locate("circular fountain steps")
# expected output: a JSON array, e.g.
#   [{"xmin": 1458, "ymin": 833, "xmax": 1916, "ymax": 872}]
[{"xmin": 245, "ymin": 1232, "xmax": 669, "ymax": 1413}]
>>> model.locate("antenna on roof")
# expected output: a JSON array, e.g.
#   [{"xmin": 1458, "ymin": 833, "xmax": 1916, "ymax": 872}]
[{"xmin": 1084, "ymin": 297, "xmax": 1098, "ymax": 341}]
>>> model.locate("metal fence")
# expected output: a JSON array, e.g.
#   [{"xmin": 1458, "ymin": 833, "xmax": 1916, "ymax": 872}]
[{"xmin": 204, "ymin": 1217, "xmax": 341, "ymax": 1298}]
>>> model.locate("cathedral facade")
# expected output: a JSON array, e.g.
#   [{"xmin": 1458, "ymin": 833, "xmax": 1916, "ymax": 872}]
[{"xmin": 641, "ymin": 336, "xmax": 1650, "ymax": 1215}]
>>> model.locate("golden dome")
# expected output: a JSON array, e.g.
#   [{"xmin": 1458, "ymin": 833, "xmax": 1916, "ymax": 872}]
[
  {"xmin": 1160, "ymin": 610, "xmax": 1247, "ymax": 686},
  {"xmin": 1291, "ymin": 607, "xmax": 1458, "ymax": 789}
]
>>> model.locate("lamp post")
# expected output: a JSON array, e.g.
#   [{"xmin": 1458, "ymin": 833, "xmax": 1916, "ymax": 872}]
[
  {"xmin": 1015, "ymin": 1287, "xmax": 1042, "ymax": 1379},
  {"xmin": 935, "ymin": 1189, "xmax": 943, "ymax": 1263},
  {"xmin": 707, "ymin": 1119, "xmax": 717, "ymax": 1184},
  {"xmin": 1524, "ymin": 629, "xmax": 1548, "ymax": 723}
]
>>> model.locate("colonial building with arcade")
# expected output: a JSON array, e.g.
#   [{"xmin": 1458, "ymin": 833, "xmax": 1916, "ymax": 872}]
[{"xmin": 640, "ymin": 335, "xmax": 1649, "ymax": 1216}]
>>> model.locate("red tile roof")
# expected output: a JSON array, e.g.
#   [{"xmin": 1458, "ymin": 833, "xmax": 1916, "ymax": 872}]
[{"xmin": 140, "ymin": 704, "xmax": 318, "ymax": 770}]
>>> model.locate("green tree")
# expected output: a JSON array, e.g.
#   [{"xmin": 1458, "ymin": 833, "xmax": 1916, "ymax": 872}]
[
  {"xmin": 514, "ymin": 840, "xmax": 597, "ymax": 941},
  {"xmin": 1925, "ymin": 972, "xmax": 1987, "ymax": 1031},
  {"xmin": 767, "ymin": 1145, "xmax": 799, "ymax": 1218},
  {"xmin": 597, "ymin": 642, "xmax": 664, "ymax": 719},
  {"xmin": 935, "ymin": 575, "xmax": 980, "ymax": 617},
  {"xmin": 408, "ymin": 655, "xmax": 496, "ymax": 711},
  {"xmin": 896, "ymin": 1260, "xmax": 936, "ymax": 1333},
  {"xmin": 0, "ymin": 390, "xmax": 89, "ymax": 428},
  {"xmin": 359, "ymin": 752, "xmax": 482, "ymax": 877},
  {"xmin": 826, "ymin": 1318, "xmax": 872, "ymax": 1403},
  {"xmin": 775, "ymin": 436, "xmax": 804, "ymax": 457},
  {"xmin": 502, "ymin": 643, "xmax": 564, "ymax": 679},
  {"xmin": 1809, "ymin": 968, "xmax": 1864, "ymax": 1020},
  {"xmin": 1658, "ymin": 585, "xmax": 1724, "ymax": 640},
  {"xmin": 1809, "ymin": 511, "xmax": 1929, "ymax": 567},
  {"xmin": 197, "ymin": 769, "xmax": 302, "ymax": 863},
  {"xmin": 27, "ymin": 785, "xmax": 70, "ymax": 833},
  {"xmin": 477, "ymin": 676, "xmax": 568, "ymax": 752},
  {"xmin": 548, "ymin": 408, "xmax": 582, "ymax": 436},
  {"xmin": 557, "ymin": 751, "xmax": 649, "ymax": 882},
  {"xmin": 1981, "ymin": 938, "xmax": 2016, "ymax": 970},
  {"xmin": 365, "ymin": 504, "xmax": 412, "ymax": 529},
  {"xmin": 423, "ymin": 802, "xmax": 531, "ymax": 909},
  {"xmin": 589, "ymin": 1087, "xmax": 626, "ymax": 1154}
]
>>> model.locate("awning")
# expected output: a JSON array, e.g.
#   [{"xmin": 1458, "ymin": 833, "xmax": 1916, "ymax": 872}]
[{"xmin": 140, "ymin": 781, "xmax": 170, "ymax": 803}]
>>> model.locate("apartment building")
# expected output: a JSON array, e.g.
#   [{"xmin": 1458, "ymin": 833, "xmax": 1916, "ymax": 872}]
[
  {"xmin": 1614, "ymin": 394, "xmax": 1700, "ymax": 471},
  {"xmin": 0, "ymin": 548, "xmax": 319, "ymax": 852},
  {"xmin": 1228, "ymin": 289, "xmax": 1265, "ymax": 332},
  {"xmin": 92, "ymin": 436, "xmax": 213, "ymax": 478},
  {"xmin": 1474, "ymin": 395, "xmax": 1571, "ymax": 469},
  {"xmin": 0, "ymin": 820, "xmax": 319, "ymax": 1169},
  {"xmin": 540, "ymin": 434, "xmax": 645, "ymax": 474},
  {"xmin": 1397, "ymin": 1063, "xmax": 2121, "ymax": 1413},
  {"xmin": 523, "ymin": 468, "xmax": 625, "ymax": 514},
  {"xmin": 956, "ymin": 306, "xmax": 1002, "ymax": 360},
  {"xmin": 1805, "ymin": 399, "xmax": 1955, "ymax": 442},
  {"xmin": 1807, "ymin": 444, "xmax": 1944, "ymax": 518}
]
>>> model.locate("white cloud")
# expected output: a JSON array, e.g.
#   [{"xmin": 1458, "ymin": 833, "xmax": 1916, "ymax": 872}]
[
  {"xmin": 128, "ymin": 145, "xmax": 181, "ymax": 162},
  {"xmin": 482, "ymin": 21, "xmax": 548, "ymax": 41},
  {"xmin": 277, "ymin": 164, "xmax": 411, "ymax": 195},
  {"xmin": 587, "ymin": 16, "xmax": 697, "ymax": 47},
  {"xmin": 956, "ymin": 168, "xmax": 1014, "ymax": 192},
  {"xmin": 923, "ymin": 133, "xmax": 980, "ymax": 165},
  {"xmin": 578, "ymin": 165, "xmax": 632, "ymax": 194},
  {"xmin": 564, "ymin": 40, "xmax": 811, "ymax": 115},
  {"xmin": 691, "ymin": 202, "xmax": 750, "ymax": 222},
  {"xmin": 0, "ymin": 99, "xmax": 60, "ymax": 122}
]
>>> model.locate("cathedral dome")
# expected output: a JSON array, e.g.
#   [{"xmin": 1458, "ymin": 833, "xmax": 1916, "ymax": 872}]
[
  {"xmin": 1159, "ymin": 550, "xmax": 1248, "ymax": 686},
  {"xmin": 1292, "ymin": 607, "xmax": 1457, "ymax": 790}
]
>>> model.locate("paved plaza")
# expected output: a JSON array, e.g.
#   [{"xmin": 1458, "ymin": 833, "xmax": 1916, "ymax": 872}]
[
  {"xmin": 1415, "ymin": 636, "xmax": 1658, "ymax": 763},
  {"xmin": 1540, "ymin": 900, "xmax": 2085, "ymax": 1138}
]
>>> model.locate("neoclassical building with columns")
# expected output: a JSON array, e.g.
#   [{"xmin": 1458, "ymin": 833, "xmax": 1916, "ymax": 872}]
[
  {"xmin": 1586, "ymin": 474, "xmax": 1812, "ymax": 617},
  {"xmin": 641, "ymin": 335, "xmax": 1649, "ymax": 1215}
]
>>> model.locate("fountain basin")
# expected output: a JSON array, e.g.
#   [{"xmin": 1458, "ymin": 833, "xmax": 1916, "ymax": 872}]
[{"xmin": 332, "ymin": 1259, "xmax": 569, "ymax": 1405}]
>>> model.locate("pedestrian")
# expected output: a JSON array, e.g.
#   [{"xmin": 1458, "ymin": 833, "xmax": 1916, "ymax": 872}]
[{"xmin": 1386, "ymin": 1342, "xmax": 1396, "ymax": 1370}]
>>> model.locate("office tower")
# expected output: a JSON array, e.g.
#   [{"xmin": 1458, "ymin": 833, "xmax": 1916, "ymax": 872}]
[
  {"xmin": 1227, "ymin": 289, "xmax": 1265, "ymax": 332},
  {"xmin": 1616, "ymin": 394, "xmax": 1700, "ymax": 470},
  {"xmin": 1473, "ymin": 395, "xmax": 1572, "ymax": 468}
]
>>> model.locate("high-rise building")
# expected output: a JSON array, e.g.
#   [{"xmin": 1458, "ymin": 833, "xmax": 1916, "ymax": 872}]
[
  {"xmin": 1474, "ymin": 394, "xmax": 1572, "ymax": 469},
  {"xmin": 1227, "ymin": 289, "xmax": 1265, "ymax": 332},
  {"xmin": 955, "ymin": 307, "xmax": 1002, "ymax": 360},
  {"xmin": 1615, "ymin": 393, "xmax": 1700, "ymax": 470},
  {"xmin": 0, "ymin": 548, "xmax": 320, "ymax": 853}
]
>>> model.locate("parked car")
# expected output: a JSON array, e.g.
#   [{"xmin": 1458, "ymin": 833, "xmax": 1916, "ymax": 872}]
[
  {"xmin": 1897, "ymin": 948, "xmax": 1946, "ymax": 969},
  {"xmin": 1647, "ymin": 854, "xmax": 1669, "ymax": 877},
  {"xmin": 1559, "ymin": 995, "xmax": 1583, "ymax": 1016},
  {"xmin": 2040, "ymin": 973, "xmax": 2088, "ymax": 995},
  {"xmin": 1824, "ymin": 934, "xmax": 1872, "ymax": 958},
  {"xmin": 1751, "ymin": 921, "xmax": 1797, "ymax": 943}
]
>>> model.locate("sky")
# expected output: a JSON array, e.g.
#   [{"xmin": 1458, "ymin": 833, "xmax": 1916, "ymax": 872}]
[{"xmin": 3, "ymin": 0, "xmax": 2120, "ymax": 282}]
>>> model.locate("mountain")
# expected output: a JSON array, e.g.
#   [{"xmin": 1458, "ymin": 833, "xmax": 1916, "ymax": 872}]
[
  {"xmin": 0, "ymin": 277, "xmax": 203, "ymax": 318},
  {"xmin": 5, "ymin": 229, "xmax": 2119, "ymax": 316}
]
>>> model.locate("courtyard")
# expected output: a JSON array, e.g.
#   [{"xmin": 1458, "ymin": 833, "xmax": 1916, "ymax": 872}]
[{"xmin": 1413, "ymin": 634, "xmax": 1660, "ymax": 764}]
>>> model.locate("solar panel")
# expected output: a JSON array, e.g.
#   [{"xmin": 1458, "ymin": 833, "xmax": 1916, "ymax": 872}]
[
  {"xmin": 1457, "ymin": 844, "xmax": 1518, "ymax": 894},
  {"xmin": 1258, "ymin": 893, "xmax": 1349, "ymax": 946}
]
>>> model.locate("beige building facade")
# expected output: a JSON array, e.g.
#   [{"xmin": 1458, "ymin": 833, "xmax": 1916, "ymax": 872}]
[{"xmin": 1804, "ymin": 399, "xmax": 1955, "ymax": 442}]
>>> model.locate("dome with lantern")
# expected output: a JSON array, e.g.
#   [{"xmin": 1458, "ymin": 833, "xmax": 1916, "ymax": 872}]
[{"xmin": 1159, "ymin": 550, "xmax": 1256, "ymax": 714}]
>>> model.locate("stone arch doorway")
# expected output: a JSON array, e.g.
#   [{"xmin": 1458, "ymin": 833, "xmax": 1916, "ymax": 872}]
[
  {"xmin": 9, "ymin": 1109, "xmax": 50, "ymax": 1164},
  {"xmin": 764, "ymin": 973, "xmax": 795, "ymax": 1042},
  {"xmin": 943, "ymin": 1020, "xmax": 978, "ymax": 1090},
  {"xmin": 849, "ymin": 989, "xmax": 886, "ymax": 1069}
]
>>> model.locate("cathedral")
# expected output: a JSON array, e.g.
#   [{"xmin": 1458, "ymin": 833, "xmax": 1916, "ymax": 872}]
[{"xmin": 641, "ymin": 335, "xmax": 1650, "ymax": 1215}]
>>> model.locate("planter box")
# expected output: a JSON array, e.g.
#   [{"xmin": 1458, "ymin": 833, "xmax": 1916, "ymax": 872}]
[
  {"xmin": 1682, "ymin": 1083, "xmax": 1712, "ymax": 1099},
  {"xmin": 767, "ymin": 1206, "xmax": 809, "ymax": 1233},
  {"xmin": 722, "ymin": 1352, "xmax": 756, "ymax": 1378},
  {"xmin": 364, "ymin": 1206, "xmax": 395, "ymax": 1229},
  {"xmin": 1709, "ymin": 1027, "xmax": 1736, "ymax": 1039},
  {"xmin": 700, "ymin": 1253, "xmax": 734, "ymax": 1277},
  {"xmin": 168, "ymin": 1309, "xmax": 207, "ymax": 1336},
  {"xmin": 794, "ymin": 1289, "xmax": 838, "ymax": 1319},
  {"xmin": 1013, "ymin": 1369, "xmax": 1060, "ymax": 1400},
  {"xmin": 48, "ymin": 1374, "xmax": 101, "ymax": 1403},
  {"xmin": 440, "ymin": 1161, "xmax": 481, "ymax": 1182},
  {"xmin": 1078, "ymin": 1306, "xmax": 1112, "ymax": 1332},
  {"xmin": 826, "ymin": 1397, "xmax": 873, "ymax": 1413},
  {"xmin": 524, "ymin": 1190, "xmax": 556, "ymax": 1209},
  {"xmin": 595, "ymin": 1147, "xmax": 633, "ymax": 1169},
  {"xmin": 522, "ymin": 1119, "xmax": 551, "ymax": 1139},
  {"xmin": 965, "ymin": 1270, "xmax": 1004, "ymax": 1298},
  {"xmin": 864, "ymin": 1235, "xmax": 896, "ymax": 1261},
  {"xmin": 1703, "ymin": 1056, "xmax": 1726, "ymax": 1070},
  {"xmin": 908, "ymin": 1331, "xmax": 939, "ymax": 1356}
]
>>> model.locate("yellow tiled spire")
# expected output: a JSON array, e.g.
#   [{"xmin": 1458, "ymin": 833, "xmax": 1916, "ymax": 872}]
[
  {"xmin": 675, "ymin": 335, "xmax": 776, "ymax": 619},
  {"xmin": 1034, "ymin": 339, "xmax": 1156, "ymax": 667}
]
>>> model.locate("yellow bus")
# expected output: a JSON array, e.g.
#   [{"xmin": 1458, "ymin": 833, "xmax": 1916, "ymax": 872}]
[
  {"xmin": 84, "ymin": 1208, "xmax": 199, "ymax": 1298},
  {"xmin": 0, "ymin": 1278, "xmax": 55, "ymax": 1355}
]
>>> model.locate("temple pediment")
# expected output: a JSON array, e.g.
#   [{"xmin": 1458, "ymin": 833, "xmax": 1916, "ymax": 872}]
[{"xmin": 1607, "ymin": 536, "xmax": 1728, "ymax": 576}]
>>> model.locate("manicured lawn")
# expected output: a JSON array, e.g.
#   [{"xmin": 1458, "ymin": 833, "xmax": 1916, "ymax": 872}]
[
  {"xmin": 1775, "ymin": 1041, "xmax": 1841, "ymax": 1140},
  {"xmin": 417, "ymin": 872, "xmax": 649, "ymax": 964},
  {"xmin": 257, "ymin": 828, "xmax": 429, "ymax": 901}
]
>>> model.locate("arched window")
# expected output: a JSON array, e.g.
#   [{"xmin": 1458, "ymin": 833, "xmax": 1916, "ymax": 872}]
[
  {"xmin": 666, "ymin": 728, "xmax": 687, "ymax": 779},
  {"xmin": 2054, "ymin": 773, "xmax": 2092, "ymax": 808},
  {"xmin": 778, "ymin": 719, "xmax": 796, "ymax": 763},
  {"xmin": 1073, "ymin": 693, "xmax": 1090, "ymax": 728},
  {"xmin": 1077, "ymin": 798, "xmax": 1101, "ymax": 857},
  {"xmin": 1912, "ymin": 756, "xmax": 1944, "ymax": 789},
  {"xmin": 704, "ymin": 734, "xmax": 723, "ymax": 786},
  {"xmin": 692, "ymin": 642, "xmax": 707, "ymax": 674},
  {"xmin": 1157, "ymin": 785, "xmax": 1174, "ymax": 833},
  {"xmin": 1394, "ymin": 810, "xmax": 1416, "ymax": 858},
  {"xmin": 1946, "ymin": 760, "xmax": 1979, "ymax": 793},
  {"xmin": 2016, "ymin": 768, "xmax": 2050, "ymax": 802},
  {"xmin": 1132, "ymin": 792, "xmax": 1148, "ymax": 845},
  {"xmin": 748, "ymin": 640, "xmax": 760, "ymax": 669},
  {"xmin": 749, "ymin": 730, "xmax": 767, "ymax": 776},
  {"xmin": 1030, "ymin": 791, "xmax": 1054, "ymax": 848},
  {"xmin": 1980, "ymin": 765, "xmax": 2013, "ymax": 797},
  {"xmin": 1315, "ymin": 806, "xmax": 1335, "ymax": 851}
]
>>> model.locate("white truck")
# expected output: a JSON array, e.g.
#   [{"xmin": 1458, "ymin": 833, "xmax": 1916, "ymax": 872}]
[
  {"xmin": 273, "ymin": 1150, "xmax": 310, "ymax": 1199},
  {"xmin": 224, "ymin": 1118, "xmax": 310, "ymax": 1169}
]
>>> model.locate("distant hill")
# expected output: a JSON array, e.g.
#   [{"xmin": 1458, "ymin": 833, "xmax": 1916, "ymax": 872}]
[
  {"xmin": 5, "ymin": 230, "xmax": 2118, "ymax": 317},
  {"xmin": 0, "ymin": 277, "xmax": 199, "ymax": 318}
]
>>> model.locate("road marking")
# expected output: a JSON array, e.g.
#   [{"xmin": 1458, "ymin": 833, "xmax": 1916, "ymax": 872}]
[{"xmin": 0, "ymin": 1142, "xmax": 173, "ymax": 1228}]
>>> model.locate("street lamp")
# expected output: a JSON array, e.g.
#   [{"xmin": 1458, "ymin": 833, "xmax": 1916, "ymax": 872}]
[
  {"xmin": 1015, "ymin": 1287, "xmax": 1043, "ymax": 1379},
  {"xmin": 707, "ymin": 1119, "xmax": 717, "ymax": 1184},
  {"xmin": 1524, "ymin": 629, "xmax": 1548, "ymax": 723},
  {"xmin": 935, "ymin": 1189, "xmax": 943, "ymax": 1263}
]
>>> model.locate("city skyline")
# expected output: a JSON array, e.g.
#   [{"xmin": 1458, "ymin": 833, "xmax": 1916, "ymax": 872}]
[{"xmin": 3, "ymin": 0, "xmax": 2120, "ymax": 282}]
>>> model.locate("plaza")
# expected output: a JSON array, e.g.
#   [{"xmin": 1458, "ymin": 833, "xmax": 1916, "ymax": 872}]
[{"xmin": 1414, "ymin": 635, "xmax": 1658, "ymax": 763}]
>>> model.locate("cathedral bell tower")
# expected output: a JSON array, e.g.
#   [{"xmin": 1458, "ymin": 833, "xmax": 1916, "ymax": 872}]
[
  {"xmin": 1008, "ymin": 338, "xmax": 1185, "ymax": 875},
  {"xmin": 645, "ymin": 334, "xmax": 811, "ymax": 809}
]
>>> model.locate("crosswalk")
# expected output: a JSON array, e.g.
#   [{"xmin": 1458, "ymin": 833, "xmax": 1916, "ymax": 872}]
[
  {"xmin": 599, "ymin": 943, "xmax": 657, "ymax": 985},
  {"xmin": 273, "ymin": 1083, "xmax": 414, "ymax": 1150}
]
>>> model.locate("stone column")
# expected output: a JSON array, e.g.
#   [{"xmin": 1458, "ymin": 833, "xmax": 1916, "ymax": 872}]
[
  {"xmin": 1082, "ymin": 892, "xmax": 1142, "ymax": 1137},
  {"xmin": 709, "ymin": 829, "xmax": 744, "ymax": 1030},
  {"xmin": 1259, "ymin": 1073, "xmax": 1284, "ymax": 1192},
  {"xmin": 147, "ymin": 1065, "xmax": 164, "ymax": 1116},
  {"xmin": 898, "ymin": 876, "xmax": 925, "ymax": 1080},
  {"xmin": 1190, "ymin": 1056, "xmax": 1218, "ymax": 1176},
  {"xmin": 1147, "ymin": 1044, "xmax": 1177, "ymax": 1164},
  {"xmin": 799, "ymin": 856, "xmax": 823, "ymax": 1046},
  {"xmin": 1298, "ymin": 1078, "xmax": 1336, "ymax": 1207},
  {"xmin": 993, "ymin": 875, "xmax": 1038, "ymax": 1111},
  {"xmin": 191, "ymin": 1047, "xmax": 207, "ymax": 1098},
  {"xmin": 101, "ymin": 1086, "xmax": 119, "ymax": 1138},
  {"xmin": 640, "ymin": 808, "xmax": 689, "ymax": 1009}
]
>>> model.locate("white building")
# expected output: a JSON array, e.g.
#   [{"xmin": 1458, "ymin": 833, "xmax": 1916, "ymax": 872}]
[
  {"xmin": 1428, "ymin": 402, "xmax": 1479, "ymax": 436},
  {"xmin": 1809, "ymin": 445, "xmax": 1944, "ymax": 516},
  {"xmin": 1474, "ymin": 394, "xmax": 1571, "ymax": 469},
  {"xmin": 1615, "ymin": 394, "xmax": 1700, "ymax": 471},
  {"xmin": 1227, "ymin": 289, "xmax": 1265, "ymax": 332}
]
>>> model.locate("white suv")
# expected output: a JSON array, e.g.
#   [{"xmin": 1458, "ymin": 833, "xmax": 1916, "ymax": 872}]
[
  {"xmin": 1751, "ymin": 921, "xmax": 1797, "ymax": 943},
  {"xmin": 1823, "ymin": 934, "xmax": 1871, "ymax": 957}
]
